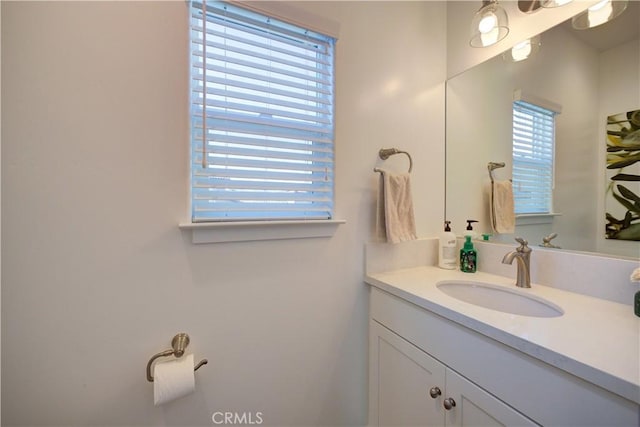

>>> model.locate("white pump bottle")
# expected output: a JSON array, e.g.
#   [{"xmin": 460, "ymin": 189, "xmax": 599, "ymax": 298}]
[{"xmin": 438, "ymin": 221, "xmax": 457, "ymax": 270}]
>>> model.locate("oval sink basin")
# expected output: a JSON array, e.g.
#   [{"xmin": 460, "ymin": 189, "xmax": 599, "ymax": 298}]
[{"xmin": 436, "ymin": 280, "xmax": 563, "ymax": 318}]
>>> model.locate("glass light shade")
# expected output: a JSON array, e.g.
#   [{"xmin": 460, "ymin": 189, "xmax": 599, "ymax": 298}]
[
  {"xmin": 470, "ymin": 1, "xmax": 509, "ymax": 48},
  {"xmin": 503, "ymin": 35, "xmax": 541, "ymax": 62},
  {"xmin": 571, "ymin": 0, "xmax": 628, "ymax": 29},
  {"xmin": 539, "ymin": 0, "xmax": 573, "ymax": 8}
]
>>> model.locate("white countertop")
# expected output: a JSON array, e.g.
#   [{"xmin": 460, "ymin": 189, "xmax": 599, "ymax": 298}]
[{"xmin": 365, "ymin": 266, "xmax": 640, "ymax": 404}]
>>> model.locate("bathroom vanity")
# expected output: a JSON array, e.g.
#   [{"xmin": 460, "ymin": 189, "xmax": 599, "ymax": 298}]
[{"xmin": 365, "ymin": 266, "xmax": 640, "ymax": 426}]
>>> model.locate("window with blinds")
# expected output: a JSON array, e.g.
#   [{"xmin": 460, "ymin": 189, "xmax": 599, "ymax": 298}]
[
  {"xmin": 512, "ymin": 100, "xmax": 556, "ymax": 214},
  {"xmin": 189, "ymin": 1, "xmax": 335, "ymax": 222}
]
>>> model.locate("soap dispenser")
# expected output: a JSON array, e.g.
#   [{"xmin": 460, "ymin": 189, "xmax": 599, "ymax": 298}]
[
  {"xmin": 438, "ymin": 221, "xmax": 457, "ymax": 270},
  {"xmin": 460, "ymin": 235, "xmax": 477, "ymax": 273},
  {"xmin": 464, "ymin": 220, "xmax": 479, "ymax": 240}
]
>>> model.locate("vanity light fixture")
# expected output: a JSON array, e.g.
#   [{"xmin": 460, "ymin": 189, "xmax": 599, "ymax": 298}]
[
  {"xmin": 518, "ymin": 0, "xmax": 572, "ymax": 13},
  {"xmin": 539, "ymin": 0, "xmax": 573, "ymax": 8},
  {"xmin": 503, "ymin": 35, "xmax": 541, "ymax": 62},
  {"xmin": 470, "ymin": 0, "xmax": 510, "ymax": 48},
  {"xmin": 571, "ymin": 0, "xmax": 628, "ymax": 29}
]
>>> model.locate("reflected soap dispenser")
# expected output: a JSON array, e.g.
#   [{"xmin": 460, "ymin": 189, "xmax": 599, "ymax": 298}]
[{"xmin": 460, "ymin": 235, "xmax": 477, "ymax": 273}]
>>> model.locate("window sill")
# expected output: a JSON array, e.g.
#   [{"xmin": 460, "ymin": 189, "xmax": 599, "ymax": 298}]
[
  {"xmin": 179, "ymin": 219, "xmax": 346, "ymax": 244},
  {"xmin": 515, "ymin": 212, "xmax": 562, "ymax": 226}
]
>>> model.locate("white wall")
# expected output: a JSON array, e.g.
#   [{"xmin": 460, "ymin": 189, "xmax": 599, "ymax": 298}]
[
  {"xmin": 0, "ymin": 2, "xmax": 3, "ymax": 421},
  {"xmin": 1, "ymin": 1, "xmax": 446, "ymax": 426},
  {"xmin": 550, "ymin": 26, "xmax": 601, "ymax": 253}
]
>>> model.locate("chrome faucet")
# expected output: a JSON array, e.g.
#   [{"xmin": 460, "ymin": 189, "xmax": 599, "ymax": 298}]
[{"xmin": 502, "ymin": 237, "xmax": 532, "ymax": 288}]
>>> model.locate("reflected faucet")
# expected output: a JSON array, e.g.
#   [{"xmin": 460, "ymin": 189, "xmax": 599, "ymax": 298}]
[
  {"xmin": 540, "ymin": 233, "xmax": 561, "ymax": 249},
  {"xmin": 502, "ymin": 237, "xmax": 532, "ymax": 288}
]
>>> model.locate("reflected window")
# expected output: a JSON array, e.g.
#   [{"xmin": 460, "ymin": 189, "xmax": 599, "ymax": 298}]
[{"xmin": 512, "ymin": 101, "xmax": 556, "ymax": 214}]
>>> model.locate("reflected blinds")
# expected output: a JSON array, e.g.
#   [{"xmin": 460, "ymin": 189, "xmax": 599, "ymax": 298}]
[
  {"xmin": 189, "ymin": 1, "xmax": 335, "ymax": 222},
  {"xmin": 512, "ymin": 100, "xmax": 556, "ymax": 214}
]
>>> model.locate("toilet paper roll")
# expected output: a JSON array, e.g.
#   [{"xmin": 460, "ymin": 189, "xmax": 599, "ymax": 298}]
[{"xmin": 153, "ymin": 354, "xmax": 195, "ymax": 406}]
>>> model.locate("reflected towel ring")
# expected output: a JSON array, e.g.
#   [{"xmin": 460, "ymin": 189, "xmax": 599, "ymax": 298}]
[{"xmin": 373, "ymin": 148, "xmax": 413, "ymax": 173}]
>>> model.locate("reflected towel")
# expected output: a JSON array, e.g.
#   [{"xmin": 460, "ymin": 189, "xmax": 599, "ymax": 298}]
[
  {"xmin": 376, "ymin": 170, "xmax": 417, "ymax": 244},
  {"xmin": 631, "ymin": 267, "xmax": 640, "ymax": 282},
  {"xmin": 490, "ymin": 180, "xmax": 515, "ymax": 234}
]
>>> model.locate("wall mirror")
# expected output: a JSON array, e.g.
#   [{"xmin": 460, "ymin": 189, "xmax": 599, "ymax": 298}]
[{"xmin": 445, "ymin": 1, "xmax": 639, "ymax": 258}]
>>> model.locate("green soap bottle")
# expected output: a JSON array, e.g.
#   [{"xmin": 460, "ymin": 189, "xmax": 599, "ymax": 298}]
[{"xmin": 460, "ymin": 235, "xmax": 477, "ymax": 273}]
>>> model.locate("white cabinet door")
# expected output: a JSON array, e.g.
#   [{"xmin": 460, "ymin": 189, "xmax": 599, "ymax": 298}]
[
  {"xmin": 369, "ymin": 288, "xmax": 637, "ymax": 427},
  {"xmin": 370, "ymin": 321, "xmax": 446, "ymax": 426},
  {"xmin": 444, "ymin": 369, "xmax": 539, "ymax": 427}
]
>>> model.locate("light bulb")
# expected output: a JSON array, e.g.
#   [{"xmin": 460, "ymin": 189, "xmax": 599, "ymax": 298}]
[
  {"xmin": 511, "ymin": 39, "xmax": 532, "ymax": 62},
  {"xmin": 589, "ymin": 0, "xmax": 611, "ymax": 12},
  {"xmin": 541, "ymin": 0, "xmax": 573, "ymax": 7},
  {"xmin": 503, "ymin": 35, "xmax": 540, "ymax": 63},
  {"xmin": 469, "ymin": 1, "xmax": 509, "ymax": 48},
  {"xmin": 478, "ymin": 12, "xmax": 497, "ymax": 33},
  {"xmin": 481, "ymin": 28, "xmax": 500, "ymax": 47},
  {"xmin": 588, "ymin": 0, "xmax": 613, "ymax": 27}
]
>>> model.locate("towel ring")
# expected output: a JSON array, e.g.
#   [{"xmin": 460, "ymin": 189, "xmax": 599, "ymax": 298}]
[
  {"xmin": 146, "ymin": 333, "xmax": 208, "ymax": 382},
  {"xmin": 374, "ymin": 148, "xmax": 413, "ymax": 173},
  {"xmin": 487, "ymin": 161, "xmax": 505, "ymax": 184}
]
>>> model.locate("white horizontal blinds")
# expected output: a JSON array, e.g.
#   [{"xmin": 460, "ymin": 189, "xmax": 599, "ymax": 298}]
[
  {"xmin": 190, "ymin": 1, "xmax": 335, "ymax": 222},
  {"xmin": 512, "ymin": 100, "xmax": 556, "ymax": 214}
]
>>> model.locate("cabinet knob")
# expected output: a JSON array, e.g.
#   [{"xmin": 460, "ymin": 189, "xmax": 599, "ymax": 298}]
[
  {"xmin": 429, "ymin": 387, "xmax": 441, "ymax": 398},
  {"xmin": 443, "ymin": 397, "xmax": 456, "ymax": 410}
]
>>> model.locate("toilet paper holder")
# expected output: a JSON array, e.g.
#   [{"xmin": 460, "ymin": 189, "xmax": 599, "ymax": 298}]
[{"xmin": 146, "ymin": 333, "xmax": 208, "ymax": 382}]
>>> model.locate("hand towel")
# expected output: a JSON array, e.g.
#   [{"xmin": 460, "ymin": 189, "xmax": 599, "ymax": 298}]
[
  {"xmin": 490, "ymin": 180, "xmax": 515, "ymax": 234},
  {"xmin": 631, "ymin": 267, "xmax": 640, "ymax": 282},
  {"xmin": 376, "ymin": 170, "xmax": 417, "ymax": 244}
]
